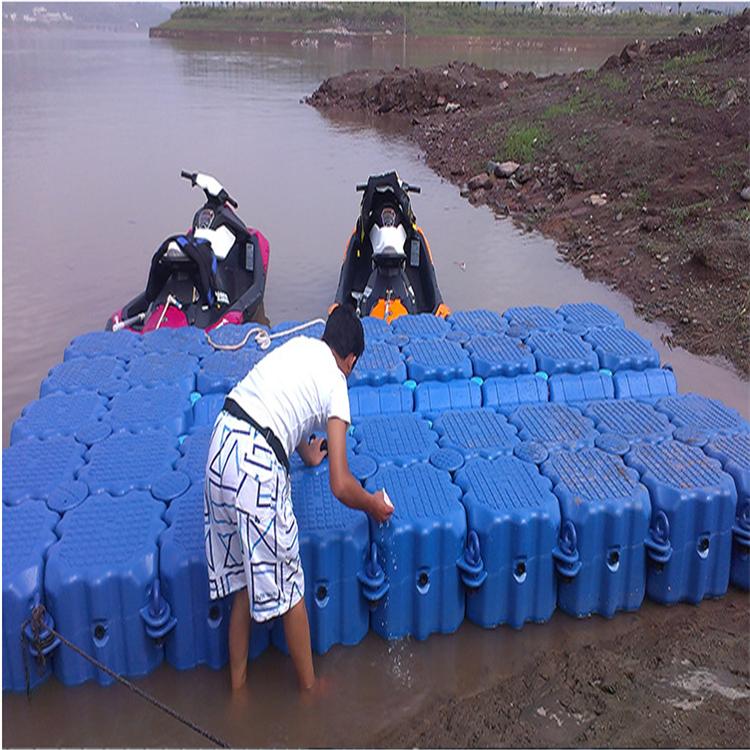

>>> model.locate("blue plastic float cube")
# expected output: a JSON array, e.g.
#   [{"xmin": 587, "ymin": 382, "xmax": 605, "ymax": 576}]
[
  {"xmin": 466, "ymin": 334, "xmax": 536, "ymax": 379},
  {"xmin": 348, "ymin": 342, "xmax": 406, "ymax": 387},
  {"xmin": 205, "ymin": 323, "xmax": 269, "ymax": 350},
  {"xmin": 455, "ymin": 456, "xmax": 559, "ymax": 628},
  {"xmin": 78, "ymin": 429, "xmax": 181, "ymax": 497},
  {"xmin": 353, "ymin": 414, "xmax": 437, "ymax": 467},
  {"xmin": 160, "ymin": 483, "xmax": 270, "ymax": 670},
  {"xmin": 584, "ymin": 400, "xmax": 675, "ymax": 445},
  {"xmin": 703, "ymin": 434, "xmax": 750, "ymax": 591},
  {"xmin": 556, "ymin": 303, "xmax": 624, "ymax": 330},
  {"xmin": 176, "ymin": 427, "xmax": 213, "ymax": 484},
  {"xmin": 481, "ymin": 374, "xmax": 548, "ymax": 413},
  {"xmin": 508, "ymin": 403, "xmax": 598, "ymax": 452},
  {"xmin": 11, "ymin": 392, "xmax": 109, "ymax": 445},
  {"xmin": 541, "ymin": 447, "xmax": 652, "ymax": 618},
  {"xmin": 45, "ymin": 491, "xmax": 167, "ymax": 686},
  {"xmin": 414, "ymin": 380, "xmax": 482, "ymax": 417},
  {"xmin": 193, "ymin": 394, "xmax": 226, "ymax": 428},
  {"xmin": 141, "ymin": 326, "xmax": 213, "ymax": 357},
  {"xmin": 106, "ymin": 385, "xmax": 192, "ymax": 435},
  {"xmin": 197, "ymin": 349, "xmax": 265, "ymax": 395},
  {"xmin": 364, "ymin": 463, "xmax": 466, "ymax": 640},
  {"xmin": 361, "ymin": 316, "xmax": 393, "ymax": 342},
  {"xmin": 348, "ymin": 384, "xmax": 413, "ymax": 419},
  {"xmin": 433, "ymin": 408, "xmax": 519, "ymax": 460},
  {"xmin": 548, "ymin": 371, "xmax": 614, "ymax": 405},
  {"xmin": 270, "ymin": 319, "xmax": 325, "ymax": 342},
  {"xmin": 503, "ymin": 305, "xmax": 564, "ymax": 333},
  {"xmin": 403, "ymin": 339, "xmax": 473, "ymax": 383},
  {"xmin": 3, "ymin": 436, "xmax": 87, "ymax": 509},
  {"xmin": 126, "ymin": 352, "xmax": 199, "ymax": 396},
  {"xmin": 40, "ymin": 357, "xmax": 127, "ymax": 398},
  {"xmin": 64, "ymin": 330, "xmax": 143, "ymax": 362},
  {"xmin": 527, "ymin": 330, "xmax": 599, "ymax": 376},
  {"xmin": 392, "ymin": 313, "xmax": 451, "ymax": 340},
  {"xmin": 3, "ymin": 502, "xmax": 60, "ymax": 692},
  {"xmin": 613, "ymin": 368, "xmax": 677, "ymax": 403},
  {"xmin": 624, "ymin": 440, "xmax": 737, "ymax": 605},
  {"xmin": 584, "ymin": 328, "xmax": 660, "ymax": 372},
  {"xmin": 655, "ymin": 394, "xmax": 750, "ymax": 440},
  {"xmin": 448, "ymin": 309, "xmax": 508, "ymax": 337},
  {"xmin": 285, "ymin": 465, "xmax": 370, "ymax": 654}
]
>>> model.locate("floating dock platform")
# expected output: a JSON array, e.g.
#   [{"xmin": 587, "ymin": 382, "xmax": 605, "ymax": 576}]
[{"xmin": 3, "ymin": 303, "xmax": 749, "ymax": 691}]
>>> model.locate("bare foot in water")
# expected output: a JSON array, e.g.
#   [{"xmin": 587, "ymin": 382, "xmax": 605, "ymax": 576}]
[{"xmin": 300, "ymin": 674, "xmax": 333, "ymax": 703}]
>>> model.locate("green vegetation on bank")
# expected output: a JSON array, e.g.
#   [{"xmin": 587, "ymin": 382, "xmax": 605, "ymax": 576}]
[{"xmin": 159, "ymin": 2, "xmax": 724, "ymax": 38}]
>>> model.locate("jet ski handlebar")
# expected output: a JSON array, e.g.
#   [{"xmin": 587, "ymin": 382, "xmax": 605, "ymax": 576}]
[
  {"xmin": 355, "ymin": 182, "xmax": 421, "ymax": 193},
  {"xmin": 180, "ymin": 170, "xmax": 239, "ymax": 208}
]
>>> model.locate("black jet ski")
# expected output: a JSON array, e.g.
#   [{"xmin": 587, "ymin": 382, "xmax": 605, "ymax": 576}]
[
  {"xmin": 107, "ymin": 171, "xmax": 270, "ymax": 332},
  {"xmin": 331, "ymin": 171, "xmax": 450, "ymax": 323}
]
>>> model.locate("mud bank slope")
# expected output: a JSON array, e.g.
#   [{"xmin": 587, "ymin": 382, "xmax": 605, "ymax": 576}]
[{"xmin": 309, "ymin": 11, "xmax": 750, "ymax": 376}]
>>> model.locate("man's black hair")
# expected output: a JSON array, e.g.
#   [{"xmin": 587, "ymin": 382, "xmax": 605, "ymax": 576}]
[{"xmin": 322, "ymin": 305, "xmax": 365, "ymax": 359}]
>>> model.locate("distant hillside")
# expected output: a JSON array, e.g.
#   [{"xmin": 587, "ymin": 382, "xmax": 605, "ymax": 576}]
[{"xmin": 4, "ymin": 2, "xmax": 176, "ymax": 28}]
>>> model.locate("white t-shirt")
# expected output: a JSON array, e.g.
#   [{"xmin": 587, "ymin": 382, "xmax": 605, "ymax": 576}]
[{"xmin": 228, "ymin": 336, "xmax": 351, "ymax": 459}]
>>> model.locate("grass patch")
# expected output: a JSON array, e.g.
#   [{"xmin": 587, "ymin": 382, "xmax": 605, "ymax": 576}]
[
  {"xmin": 737, "ymin": 207, "xmax": 750, "ymax": 223},
  {"xmin": 542, "ymin": 90, "xmax": 606, "ymax": 120},
  {"xmin": 600, "ymin": 72, "xmax": 629, "ymax": 92},
  {"xmin": 680, "ymin": 79, "xmax": 716, "ymax": 107},
  {"xmin": 669, "ymin": 199, "xmax": 714, "ymax": 225},
  {"xmin": 500, "ymin": 124, "xmax": 549, "ymax": 163},
  {"xmin": 662, "ymin": 47, "xmax": 716, "ymax": 73},
  {"xmin": 633, "ymin": 187, "xmax": 651, "ymax": 207},
  {"xmin": 575, "ymin": 133, "xmax": 597, "ymax": 150}
]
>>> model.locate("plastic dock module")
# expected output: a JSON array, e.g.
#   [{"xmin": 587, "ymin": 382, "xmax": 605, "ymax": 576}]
[
  {"xmin": 655, "ymin": 394, "xmax": 750, "ymax": 440},
  {"xmin": 3, "ymin": 436, "xmax": 87, "ymax": 509},
  {"xmin": 285, "ymin": 465, "xmax": 370, "ymax": 654},
  {"xmin": 414, "ymin": 380, "xmax": 482, "ymax": 417},
  {"xmin": 548, "ymin": 371, "xmax": 614, "ymax": 405},
  {"xmin": 585, "ymin": 400, "xmax": 675, "ymax": 445},
  {"xmin": 64, "ymin": 330, "xmax": 143, "ymax": 362},
  {"xmin": 364, "ymin": 463, "xmax": 466, "ymax": 640},
  {"xmin": 106, "ymin": 385, "xmax": 192, "ymax": 436},
  {"xmin": 361, "ymin": 316, "xmax": 393, "ymax": 342},
  {"xmin": 614, "ymin": 368, "xmax": 677, "ymax": 403},
  {"xmin": 433, "ymin": 409, "xmax": 520, "ymax": 460},
  {"xmin": 403, "ymin": 339, "xmax": 473, "ymax": 383},
  {"xmin": 192, "ymin": 394, "xmax": 226, "ymax": 428},
  {"xmin": 392, "ymin": 313, "xmax": 451, "ymax": 340},
  {"xmin": 348, "ymin": 341, "xmax": 406, "ymax": 388},
  {"xmin": 541, "ymin": 448, "xmax": 652, "ymax": 618},
  {"xmin": 161, "ymin": 483, "xmax": 269, "ymax": 670},
  {"xmin": 3, "ymin": 502, "xmax": 60, "ymax": 692},
  {"xmin": 197, "ymin": 349, "xmax": 266, "ymax": 395},
  {"xmin": 508, "ymin": 403, "xmax": 598, "ymax": 452},
  {"xmin": 448, "ymin": 309, "xmax": 508, "ymax": 337},
  {"xmin": 126, "ymin": 352, "xmax": 199, "ymax": 396},
  {"xmin": 624, "ymin": 441, "xmax": 737, "ymax": 605},
  {"xmin": 353, "ymin": 414, "xmax": 438, "ymax": 467},
  {"xmin": 141, "ymin": 326, "xmax": 212, "ymax": 357},
  {"xmin": 466, "ymin": 334, "xmax": 536, "ymax": 379},
  {"xmin": 503, "ymin": 305, "xmax": 565, "ymax": 334},
  {"xmin": 177, "ymin": 427, "xmax": 213, "ymax": 484},
  {"xmin": 44, "ymin": 491, "xmax": 167, "ymax": 686},
  {"xmin": 455, "ymin": 456, "xmax": 560, "ymax": 628},
  {"xmin": 11, "ymin": 393, "xmax": 109, "ymax": 445},
  {"xmin": 41, "ymin": 357, "xmax": 127, "ymax": 398},
  {"xmin": 527, "ymin": 330, "xmax": 599, "ymax": 376},
  {"xmin": 482, "ymin": 375, "xmax": 548, "ymax": 413},
  {"xmin": 270, "ymin": 320, "xmax": 325, "ymax": 343},
  {"xmin": 702, "ymin": 434, "xmax": 750, "ymax": 591},
  {"xmin": 348, "ymin": 384, "xmax": 414, "ymax": 419},
  {"xmin": 556, "ymin": 303, "xmax": 624, "ymax": 331},
  {"xmin": 78, "ymin": 429, "xmax": 182, "ymax": 497},
  {"xmin": 584, "ymin": 328, "xmax": 660, "ymax": 372}
]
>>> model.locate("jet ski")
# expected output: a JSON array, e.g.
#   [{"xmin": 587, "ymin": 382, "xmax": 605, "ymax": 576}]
[
  {"xmin": 107, "ymin": 171, "xmax": 269, "ymax": 332},
  {"xmin": 331, "ymin": 171, "xmax": 450, "ymax": 323}
]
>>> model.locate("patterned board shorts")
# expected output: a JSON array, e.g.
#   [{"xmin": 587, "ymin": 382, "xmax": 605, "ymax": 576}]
[{"xmin": 203, "ymin": 411, "xmax": 304, "ymax": 623}]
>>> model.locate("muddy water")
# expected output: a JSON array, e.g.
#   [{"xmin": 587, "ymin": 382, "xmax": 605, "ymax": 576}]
[{"xmin": 3, "ymin": 28, "xmax": 749, "ymax": 748}]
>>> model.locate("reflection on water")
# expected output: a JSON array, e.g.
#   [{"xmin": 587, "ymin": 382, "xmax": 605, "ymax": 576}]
[{"xmin": 3, "ymin": 27, "xmax": 749, "ymax": 746}]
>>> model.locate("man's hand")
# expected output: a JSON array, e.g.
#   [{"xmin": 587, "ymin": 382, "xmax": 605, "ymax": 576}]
[
  {"xmin": 368, "ymin": 490, "xmax": 394, "ymax": 524},
  {"xmin": 297, "ymin": 435, "xmax": 328, "ymax": 467}
]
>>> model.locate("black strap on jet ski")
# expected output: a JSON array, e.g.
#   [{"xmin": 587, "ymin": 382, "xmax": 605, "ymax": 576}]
[{"xmin": 145, "ymin": 234, "xmax": 222, "ymax": 307}]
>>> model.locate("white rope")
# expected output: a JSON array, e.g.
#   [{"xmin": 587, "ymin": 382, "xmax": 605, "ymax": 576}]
[{"xmin": 205, "ymin": 317, "xmax": 326, "ymax": 351}]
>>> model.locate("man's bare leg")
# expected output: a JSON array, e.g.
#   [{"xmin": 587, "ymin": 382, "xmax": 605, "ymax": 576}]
[
  {"xmin": 282, "ymin": 598, "xmax": 315, "ymax": 690},
  {"xmin": 228, "ymin": 588, "xmax": 251, "ymax": 690}
]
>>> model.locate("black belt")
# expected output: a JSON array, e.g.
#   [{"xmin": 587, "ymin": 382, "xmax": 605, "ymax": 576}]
[{"xmin": 223, "ymin": 397, "xmax": 290, "ymax": 474}]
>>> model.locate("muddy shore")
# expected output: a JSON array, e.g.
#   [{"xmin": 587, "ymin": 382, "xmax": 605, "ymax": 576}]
[{"xmin": 308, "ymin": 11, "xmax": 750, "ymax": 376}]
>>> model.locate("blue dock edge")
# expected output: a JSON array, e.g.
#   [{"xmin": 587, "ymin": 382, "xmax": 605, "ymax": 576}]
[{"xmin": 3, "ymin": 304, "xmax": 749, "ymax": 691}]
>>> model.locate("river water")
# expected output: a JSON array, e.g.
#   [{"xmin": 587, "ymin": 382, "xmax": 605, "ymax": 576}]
[{"xmin": 3, "ymin": 27, "xmax": 749, "ymax": 747}]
